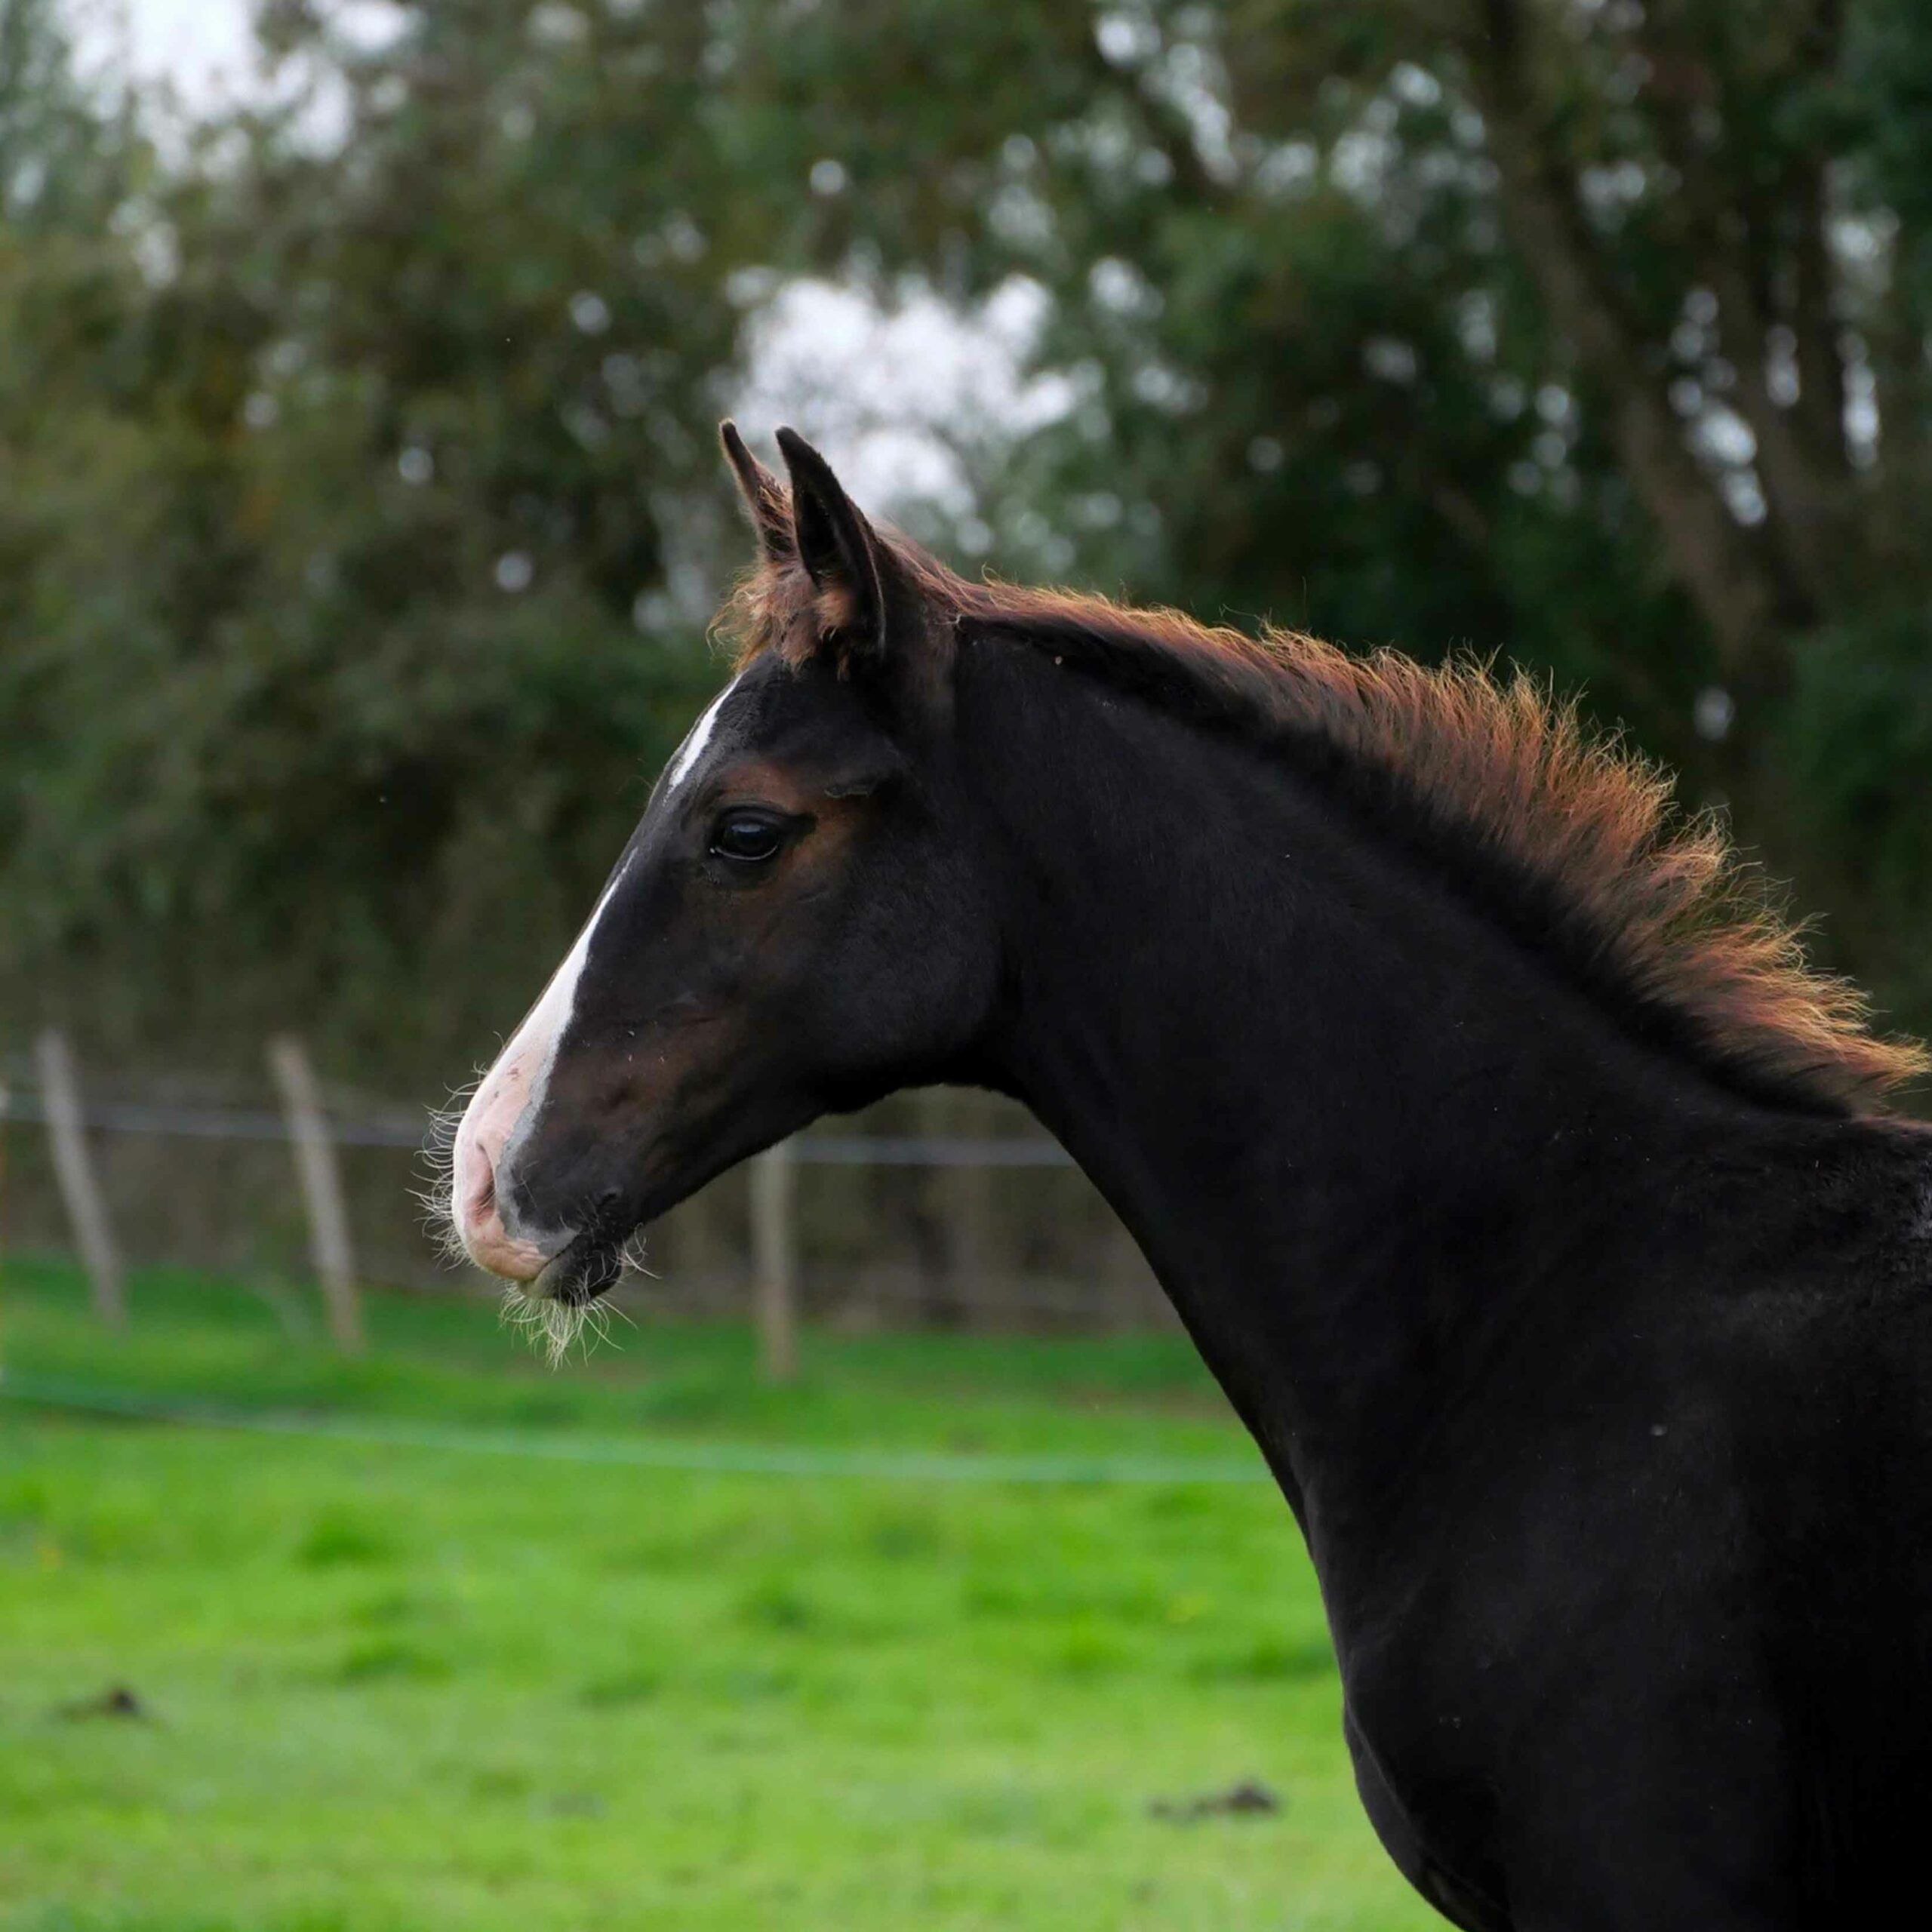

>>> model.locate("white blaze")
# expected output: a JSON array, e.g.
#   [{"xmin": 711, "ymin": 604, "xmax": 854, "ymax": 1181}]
[
  {"xmin": 494, "ymin": 857, "xmax": 634, "ymax": 1133},
  {"xmin": 664, "ymin": 677, "xmax": 739, "ymax": 795},
  {"xmin": 453, "ymin": 674, "xmax": 742, "ymax": 1280},
  {"xmin": 452, "ymin": 856, "xmax": 634, "ymax": 1274}
]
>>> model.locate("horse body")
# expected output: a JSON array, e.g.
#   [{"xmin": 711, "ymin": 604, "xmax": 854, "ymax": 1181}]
[
  {"xmin": 961, "ymin": 625, "xmax": 1932, "ymax": 1925},
  {"xmin": 449, "ymin": 424, "xmax": 1932, "ymax": 1925}
]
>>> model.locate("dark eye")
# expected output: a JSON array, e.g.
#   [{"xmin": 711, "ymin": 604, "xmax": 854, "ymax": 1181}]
[{"xmin": 709, "ymin": 811, "xmax": 786, "ymax": 865}]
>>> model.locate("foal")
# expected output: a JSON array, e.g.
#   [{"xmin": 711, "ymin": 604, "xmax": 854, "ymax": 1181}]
[{"xmin": 451, "ymin": 424, "xmax": 1932, "ymax": 1929}]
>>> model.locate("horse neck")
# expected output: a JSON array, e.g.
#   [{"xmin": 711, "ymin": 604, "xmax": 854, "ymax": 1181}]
[{"xmin": 957, "ymin": 638, "xmax": 1840, "ymax": 1541}]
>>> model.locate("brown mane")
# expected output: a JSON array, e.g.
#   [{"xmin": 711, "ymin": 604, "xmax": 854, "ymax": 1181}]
[{"xmin": 724, "ymin": 537, "xmax": 1927, "ymax": 1117}]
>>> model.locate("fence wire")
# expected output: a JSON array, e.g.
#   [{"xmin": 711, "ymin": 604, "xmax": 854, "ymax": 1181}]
[
  {"xmin": 0, "ymin": 1054, "xmax": 1165, "ymax": 1333},
  {"xmin": 0, "ymin": 1086, "xmax": 1074, "ymax": 1165}
]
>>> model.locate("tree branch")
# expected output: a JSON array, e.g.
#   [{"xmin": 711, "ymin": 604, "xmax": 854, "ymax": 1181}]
[
  {"xmin": 1786, "ymin": 0, "xmax": 1853, "ymax": 479},
  {"xmin": 1465, "ymin": 0, "xmax": 1786, "ymax": 685},
  {"xmin": 1626, "ymin": 20, "xmax": 1835, "ymax": 618},
  {"xmin": 1078, "ymin": 34, "xmax": 1236, "ymax": 217},
  {"xmin": 1786, "ymin": 166, "xmax": 1849, "ymax": 475}
]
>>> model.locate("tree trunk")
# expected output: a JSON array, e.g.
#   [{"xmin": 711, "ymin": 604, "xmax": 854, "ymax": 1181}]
[{"xmin": 1468, "ymin": 0, "xmax": 1791, "ymax": 697}]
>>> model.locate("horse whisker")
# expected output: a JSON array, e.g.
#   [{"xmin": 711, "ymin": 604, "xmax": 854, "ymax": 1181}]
[
  {"xmin": 417, "ymin": 1072, "xmax": 485, "ymax": 1269},
  {"xmin": 497, "ymin": 1281, "xmax": 603, "ymax": 1367}
]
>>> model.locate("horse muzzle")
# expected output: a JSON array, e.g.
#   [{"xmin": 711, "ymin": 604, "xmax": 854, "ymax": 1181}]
[{"xmin": 531, "ymin": 1227, "xmax": 626, "ymax": 1305}]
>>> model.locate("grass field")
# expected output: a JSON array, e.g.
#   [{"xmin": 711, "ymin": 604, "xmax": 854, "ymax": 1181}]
[{"xmin": 0, "ymin": 1260, "xmax": 1435, "ymax": 1932}]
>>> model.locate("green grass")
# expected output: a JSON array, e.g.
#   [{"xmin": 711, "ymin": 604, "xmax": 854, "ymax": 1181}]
[{"xmin": 0, "ymin": 1260, "xmax": 1433, "ymax": 1931}]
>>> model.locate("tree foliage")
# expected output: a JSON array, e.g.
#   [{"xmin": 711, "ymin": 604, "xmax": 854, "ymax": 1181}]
[{"xmin": 4, "ymin": 0, "xmax": 1931, "ymax": 1086}]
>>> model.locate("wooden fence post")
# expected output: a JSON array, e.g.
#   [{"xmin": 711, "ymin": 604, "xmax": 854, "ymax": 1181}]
[
  {"xmin": 267, "ymin": 1035, "xmax": 364, "ymax": 1352},
  {"xmin": 750, "ymin": 1139, "xmax": 798, "ymax": 1383},
  {"xmin": 35, "ymin": 1029, "xmax": 125, "ymax": 1328}
]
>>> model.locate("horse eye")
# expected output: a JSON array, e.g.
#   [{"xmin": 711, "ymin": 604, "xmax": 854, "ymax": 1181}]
[{"xmin": 709, "ymin": 811, "xmax": 785, "ymax": 865}]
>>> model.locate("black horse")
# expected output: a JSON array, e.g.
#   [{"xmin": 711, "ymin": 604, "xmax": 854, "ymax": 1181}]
[{"xmin": 450, "ymin": 424, "xmax": 1932, "ymax": 1927}]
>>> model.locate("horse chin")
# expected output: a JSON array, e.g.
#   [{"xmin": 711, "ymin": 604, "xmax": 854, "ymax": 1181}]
[
  {"xmin": 531, "ymin": 1229, "xmax": 626, "ymax": 1306},
  {"xmin": 500, "ymin": 1229, "xmax": 630, "ymax": 1366}
]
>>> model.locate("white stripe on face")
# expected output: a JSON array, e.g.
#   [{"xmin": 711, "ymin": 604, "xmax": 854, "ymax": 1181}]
[
  {"xmin": 663, "ymin": 675, "xmax": 741, "ymax": 797},
  {"xmin": 453, "ymin": 674, "xmax": 743, "ymax": 1277},
  {"xmin": 452, "ymin": 854, "xmax": 636, "ymax": 1271},
  {"xmin": 495, "ymin": 855, "xmax": 634, "ymax": 1124}
]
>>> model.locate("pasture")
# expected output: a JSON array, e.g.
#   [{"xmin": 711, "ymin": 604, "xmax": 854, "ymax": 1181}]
[{"xmin": 0, "ymin": 1263, "xmax": 1429, "ymax": 1931}]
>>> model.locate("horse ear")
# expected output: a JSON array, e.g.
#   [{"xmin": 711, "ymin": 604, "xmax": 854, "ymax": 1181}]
[
  {"xmin": 774, "ymin": 426, "xmax": 888, "ymax": 662},
  {"xmin": 719, "ymin": 420, "xmax": 792, "ymax": 561}
]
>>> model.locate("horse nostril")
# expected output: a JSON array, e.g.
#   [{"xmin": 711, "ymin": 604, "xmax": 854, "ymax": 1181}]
[{"xmin": 466, "ymin": 1155, "xmax": 498, "ymax": 1226}]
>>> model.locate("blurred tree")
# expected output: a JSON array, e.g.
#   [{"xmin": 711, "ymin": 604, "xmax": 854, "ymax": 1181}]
[
  {"xmin": 3, "ymin": 0, "xmax": 1931, "ymax": 1092},
  {"xmin": 1, "ymin": 0, "xmax": 764, "ymax": 1081}
]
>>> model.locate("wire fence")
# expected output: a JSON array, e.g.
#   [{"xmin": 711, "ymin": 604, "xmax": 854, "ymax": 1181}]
[
  {"xmin": 0, "ymin": 1033, "xmax": 1168, "ymax": 1361},
  {"xmin": 0, "ymin": 1088, "xmax": 1077, "ymax": 1166}
]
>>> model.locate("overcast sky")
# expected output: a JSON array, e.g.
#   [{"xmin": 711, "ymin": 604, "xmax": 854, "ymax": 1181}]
[{"xmin": 88, "ymin": 0, "xmax": 256, "ymax": 100}]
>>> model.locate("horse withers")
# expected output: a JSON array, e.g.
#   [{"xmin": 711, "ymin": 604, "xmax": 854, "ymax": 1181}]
[{"xmin": 449, "ymin": 423, "xmax": 1932, "ymax": 1928}]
